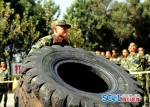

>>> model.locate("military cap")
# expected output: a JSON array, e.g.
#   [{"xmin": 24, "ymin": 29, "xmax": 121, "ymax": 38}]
[{"xmin": 51, "ymin": 20, "xmax": 71, "ymax": 29}]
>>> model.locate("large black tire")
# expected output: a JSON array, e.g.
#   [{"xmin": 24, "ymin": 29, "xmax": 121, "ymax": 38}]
[{"xmin": 14, "ymin": 45, "xmax": 143, "ymax": 107}]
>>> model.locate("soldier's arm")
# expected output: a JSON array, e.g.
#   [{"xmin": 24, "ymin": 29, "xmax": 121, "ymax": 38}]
[
  {"xmin": 29, "ymin": 37, "xmax": 52, "ymax": 53},
  {"xmin": 6, "ymin": 69, "xmax": 10, "ymax": 88},
  {"xmin": 146, "ymin": 54, "xmax": 150, "ymax": 62},
  {"xmin": 116, "ymin": 56, "xmax": 122, "ymax": 63},
  {"xmin": 126, "ymin": 57, "xmax": 131, "ymax": 72},
  {"xmin": 6, "ymin": 69, "xmax": 10, "ymax": 80},
  {"xmin": 29, "ymin": 39, "xmax": 44, "ymax": 53}
]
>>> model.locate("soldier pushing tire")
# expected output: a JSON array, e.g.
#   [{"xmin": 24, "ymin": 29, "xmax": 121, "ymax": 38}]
[{"xmin": 14, "ymin": 45, "xmax": 144, "ymax": 107}]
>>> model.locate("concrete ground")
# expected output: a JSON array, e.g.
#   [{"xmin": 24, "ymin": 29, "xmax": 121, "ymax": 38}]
[{"xmin": 0, "ymin": 93, "xmax": 14, "ymax": 107}]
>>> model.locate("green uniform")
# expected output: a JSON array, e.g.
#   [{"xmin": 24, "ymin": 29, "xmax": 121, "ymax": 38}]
[
  {"xmin": 0, "ymin": 67, "xmax": 10, "ymax": 107},
  {"xmin": 145, "ymin": 54, "xmax": 150, "ymax": 96},
  {"xmin": 111, "ymin": 57, "xmax": 120, "ymax": 62},
  {"xmin": 119, "ymin": 57, "xmax": 128, "ymax": 69},
  {"xmin": 127, "ymin": 53, "xmax": 143, "ymax": 72},
  {"xmin": 29, "ymin": 19, "xmax": 71, "ymax": 53},
  {"xmin": 127, "ymin": 52, "xmax": 149, "ymax": 105},
  {"xmin": 29, "ymin": 34, "xmax": 70, "ymax": 53}
]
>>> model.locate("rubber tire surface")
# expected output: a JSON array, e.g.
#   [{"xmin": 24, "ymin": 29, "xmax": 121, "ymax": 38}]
[{"xmin": 14, "ymin": 45, "xmax": 143, "ymax": 107}]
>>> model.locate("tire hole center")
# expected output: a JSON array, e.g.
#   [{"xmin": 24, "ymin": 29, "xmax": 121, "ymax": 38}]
[{"xmin": 57, "ymin": 62, "xmax": 109, "ymax": 93}]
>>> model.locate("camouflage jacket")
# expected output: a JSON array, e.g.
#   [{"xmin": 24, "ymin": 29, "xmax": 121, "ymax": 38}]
[
  {"xmin": 119, "ymin": 58, "xmax": 128, "ymax": 70},
  {"xmin": 144, "ymin": 54, "xmax": 150, "ymax": 70},
  {"xmin": 111, "ymin": 57, "xmax": 121, "ymax": 63},
  {"xmin": 126, "ymin": 53, "xmax": 143, "ymax": 72},
  {"xmin": 0, "ymin": 67, "xmax": 10, "ymax": 87},
  {"xmin": 29, "ymin": 34, "xmax": 70, "ymax": 53}
]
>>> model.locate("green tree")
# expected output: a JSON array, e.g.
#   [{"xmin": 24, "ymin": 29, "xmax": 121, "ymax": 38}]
[
  {"xmin": 65, "ymin": 0, "xmax": 150, "ymax": 53},
  {"xmin": 9, "ymin": 0, "xmax": 60, "ymax": 55},
  {"xmin": 64, "ymin": 0, "xmax": 115, "ymax": 51},
  {"xmin": 0, "ymin": 0, "xmax": 14, "ymax": 60},
  {"xmin": 108, "ymin": 0, "xmax": 150, "ymax": 52},
  {"xmin": 0, "ymin": 0, "xmax": 60, "ymax": 62}
]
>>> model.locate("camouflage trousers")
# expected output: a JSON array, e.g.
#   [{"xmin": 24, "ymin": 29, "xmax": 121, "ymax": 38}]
[
  {"xmin": 0, "ymin": 85, "xmax": 8, "ymax": 107},
  {"xmin": 136, "ymin": 74, "xmax": 150, "ymax": 104},
  {"xmin": 146, "ymin": 74, "xmax": 150, "ymax": 97}
]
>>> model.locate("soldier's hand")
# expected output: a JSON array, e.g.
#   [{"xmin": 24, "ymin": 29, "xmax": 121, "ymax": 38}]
[{"xmin": 7, "ymin": 79, "xmax": 10, "ymax": 88}]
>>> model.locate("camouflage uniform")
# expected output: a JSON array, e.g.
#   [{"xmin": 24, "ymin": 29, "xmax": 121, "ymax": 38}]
[
  {"xmin": 145, "ymin": 54, "xmax": 150, "ymax": 97},
  {"xmin": 111, "ymin": 56, "xmax": 121, "ymax": 63},
  {"xmin": 127, "ymin": 52, "xmax": 149, "ymax": 105},
  {"xmin": 111, "ymin": 57, "xmax": 117, "ymax": 62},
  {"xmin": 29, "ymin": 20, "xmax": 71, "ymax": 53},
  {"xmin": 0, "ymin": 67, "xmax": 10, "ymax": 107},
  {"xmin": 119, "ymin": 57, "xmax": 128, "ymax": 69},
  {"xmin": 29, "ymin": 34, "xmax": 70, "ymax": 53}
]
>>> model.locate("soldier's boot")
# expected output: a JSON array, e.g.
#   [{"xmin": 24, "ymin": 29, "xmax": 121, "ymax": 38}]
[{"xmin": 4, "ymin": 94, "xmax": 7, "ymax": 107}]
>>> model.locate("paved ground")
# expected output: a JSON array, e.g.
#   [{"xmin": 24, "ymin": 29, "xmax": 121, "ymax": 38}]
[{"xmin": 0, "ymin": 93, "xmax": 14, "ymax": 107}]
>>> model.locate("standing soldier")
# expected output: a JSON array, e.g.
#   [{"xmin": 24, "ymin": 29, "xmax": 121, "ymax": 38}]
[
  {"xmin": 112, "ymin": 50, "xmax": 117, "ymax": 59},
  {"xmin": 145, "ymin": 54, "xmax": 150, "ymax": 98},
  {"xmin": 101, "ymin": 52, "xmax": 105, "ymax": 56},
  {"xmin": 111, "ymin": 50, "xmax": 117, "ymax": 61},
  {"xmin": 138, "ymin": 47, "xmax": 145, "ymax": 53},
  {"xmin": 111, "ymin": 49, "xmax": 120, "ymax": 62},
  {"xmin": 138, "ymin": 48, "xmax": 150, "ymax": 103},
  {"xmin": 119, "ymin": 49, "xmax": 129, "ymax": 69},
  {"xmin": 128, "ymin": 45, "xmax": 132, "ymax": 54},
  {"xmin": 95, "ymin": 51, "xmax": 101, "ymax": 56},
  {"xmin": 105, "ymin": 51, "xmax": 112, "ymax": 60},
  {"xmin": 127, "ymin": 42, "xmax": 149, "ymax": 107},
  {"xmin": 0, "ymin": 60, "xmax": 10, "ymax": 107}
]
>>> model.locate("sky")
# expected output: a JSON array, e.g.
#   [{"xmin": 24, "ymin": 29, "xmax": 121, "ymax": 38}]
[
  {"xmin": 54, "ymin": 0, "xmax": 145, "ymax": 19},
  {"xmin": 54, "ymin": 0, "xmax": 74, "ymax": 19}
]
